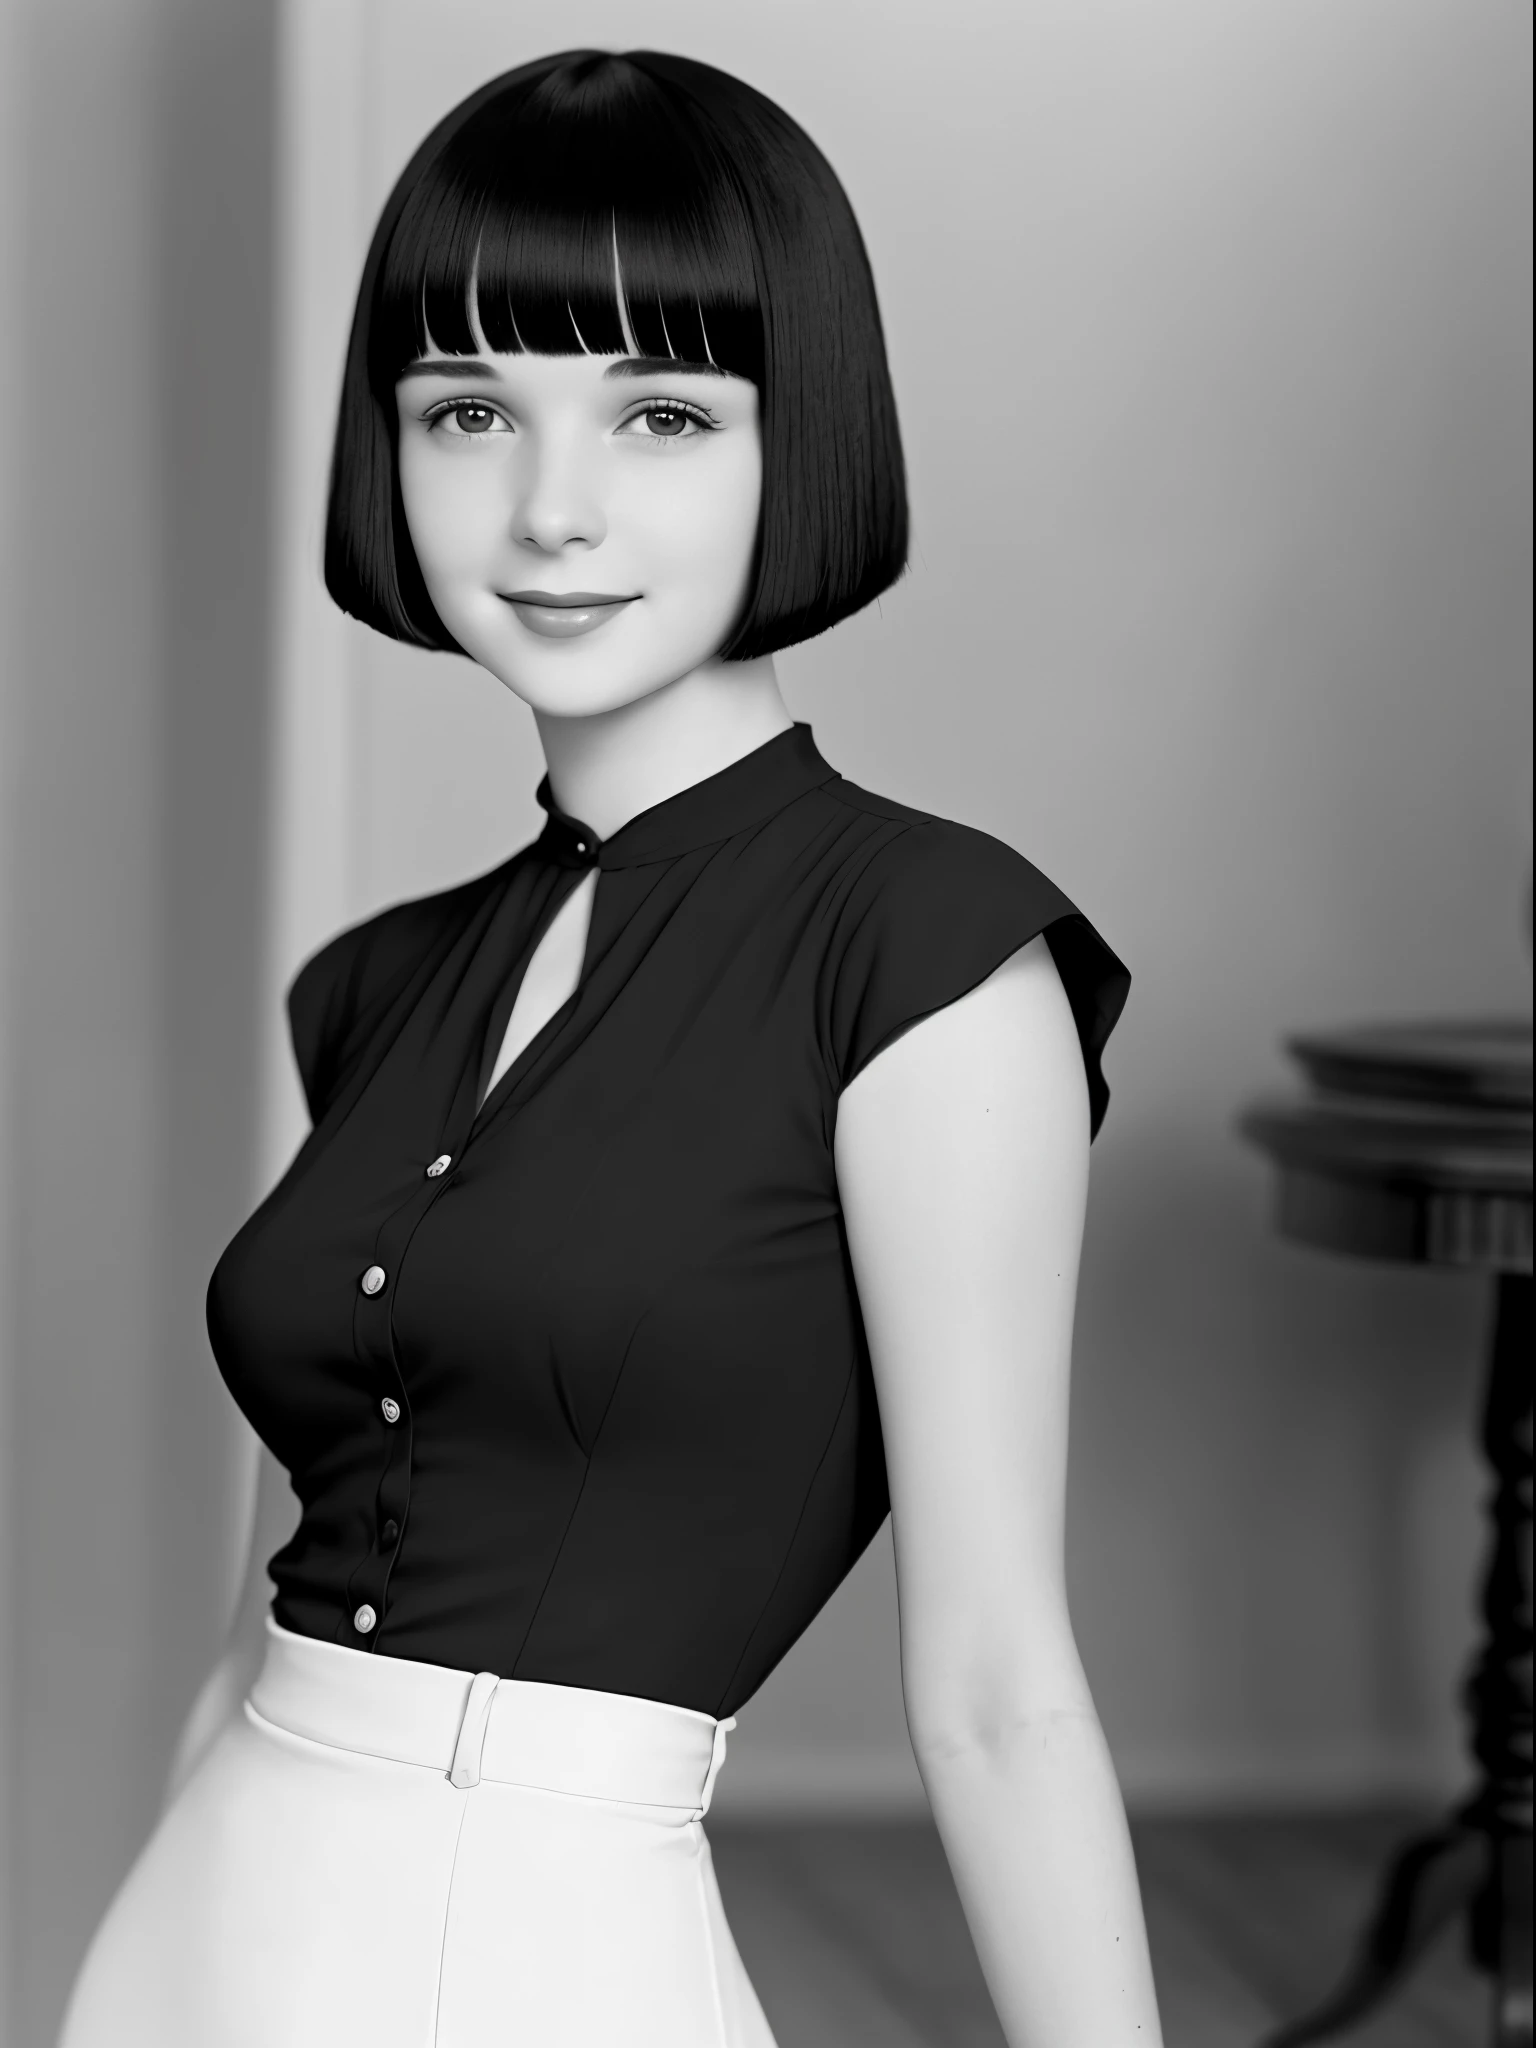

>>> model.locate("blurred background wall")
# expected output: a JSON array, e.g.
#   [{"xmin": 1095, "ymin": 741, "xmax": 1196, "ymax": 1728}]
[
  {"xmin": 1, "ymin": 1, "xmax": 1529, "ymax": 2042},
  {"xmin": 1, "ymin": 2, "xmax": 279, "ymax": 2042}
]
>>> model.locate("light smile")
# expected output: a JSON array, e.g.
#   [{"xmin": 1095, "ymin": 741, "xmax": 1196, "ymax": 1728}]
[{"xmin": 500, "ymin": 591, "xmax": 641, "ymax": 640}]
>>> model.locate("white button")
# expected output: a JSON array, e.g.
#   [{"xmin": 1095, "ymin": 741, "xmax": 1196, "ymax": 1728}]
[
  {"xmin": 426, "ymin": 1154, "xmax": 452, "ymax": 1178},
  {"xmin": 575, "ymin": 840, "xmax": 587, "ymax": 854},
  {"xmin": 380, "ymin": 1397, "xmax": 401, "ymax": 1424},
  {"xmin": 353, "ymin": 1604, "xmax": 376, "ymax": 1634},
  {"xmin": 360, "ymin": 1265, "xmax": 386, "ymax": 1296}
]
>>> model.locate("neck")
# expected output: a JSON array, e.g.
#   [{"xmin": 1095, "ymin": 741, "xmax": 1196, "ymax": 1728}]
[{"xmin": 532, "ymin": 656, "xmax": 794, "ymax": 841}]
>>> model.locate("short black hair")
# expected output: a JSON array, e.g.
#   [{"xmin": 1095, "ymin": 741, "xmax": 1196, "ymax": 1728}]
[{"xmin": 324, "ymin": 50, "xmax": 908, "ymax": 662}]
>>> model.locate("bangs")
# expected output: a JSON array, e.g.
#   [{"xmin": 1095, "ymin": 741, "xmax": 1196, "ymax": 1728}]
[{"xmin": 371, "ymin": 56, "xmax": 765, "ymax": 387}]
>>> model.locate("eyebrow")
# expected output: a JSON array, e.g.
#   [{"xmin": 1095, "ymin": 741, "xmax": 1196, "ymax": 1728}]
[
  {"xmin": 397, "ymin": 358, "xmax": 499, "ymax": 382},
  {"xmin": 397, "ymin": 354, "xmax": 728, "ymax": 382},
  {"xmin": 604, "ymin": 355, "xmax": 727, "ymax": 380}
]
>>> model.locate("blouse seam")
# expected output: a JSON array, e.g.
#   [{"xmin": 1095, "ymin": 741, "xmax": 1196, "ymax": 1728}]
[
  {"xmin": 714, "ymin": 1360, "xmax": 861, "ymax": 1714},
  {"xmin": 823, "ymin": 785, "xmax": 924, "ymax": 825},
  {"xmin": 505, "ymin": 1310, "xmax": 653, "ymax": 1677}
]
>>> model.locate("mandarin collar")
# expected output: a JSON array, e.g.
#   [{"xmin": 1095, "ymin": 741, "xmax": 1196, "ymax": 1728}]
[{"xmin": 533, "ymin": 721, "xmax": 840, "ymax": 871}]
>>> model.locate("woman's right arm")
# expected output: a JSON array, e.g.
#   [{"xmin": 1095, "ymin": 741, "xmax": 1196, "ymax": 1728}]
[{"xmin": 156, "ymin": 1439, "xmax": 299, "ymax": 1817}]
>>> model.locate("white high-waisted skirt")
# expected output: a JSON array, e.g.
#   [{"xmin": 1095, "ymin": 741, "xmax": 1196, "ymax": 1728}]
[{"xmin": 57, "ymin": 1616, "xmax": 778, "ymax": 2047}]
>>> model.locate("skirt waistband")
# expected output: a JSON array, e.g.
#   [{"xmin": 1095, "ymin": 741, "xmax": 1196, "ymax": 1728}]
[{"xmin": 248, "ymin": 1616, "xmax": 736, "ymax": 1814}]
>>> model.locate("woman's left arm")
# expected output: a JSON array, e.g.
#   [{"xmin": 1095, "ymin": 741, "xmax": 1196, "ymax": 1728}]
[{"xmin": 834, "ymin": 931, "xmax": 1163, "ymax": 2048}]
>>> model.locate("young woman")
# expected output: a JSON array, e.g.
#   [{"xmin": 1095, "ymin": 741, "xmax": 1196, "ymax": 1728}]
[{"xmin": 58, "ymin": 48, "xmax": 1161, "ymax": 2048}]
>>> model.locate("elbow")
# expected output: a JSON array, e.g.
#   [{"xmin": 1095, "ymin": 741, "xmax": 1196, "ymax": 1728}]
[
  {"xmin": 902, "ymin": 1624, "xmax": 1094, "ymax": 1772},
  {"xmin": 908, "ymin": 1694, "xmax": 1100, "ymax": 1775}
]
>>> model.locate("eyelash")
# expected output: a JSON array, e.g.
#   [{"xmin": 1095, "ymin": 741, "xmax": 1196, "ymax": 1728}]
[{"xmin": 419, "ymin": 399, "xmax": 718, "ymax": 441}]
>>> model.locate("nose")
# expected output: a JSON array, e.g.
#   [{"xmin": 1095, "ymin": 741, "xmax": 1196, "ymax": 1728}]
[{"xmin": 510, "ymin": 428, "xmax": 607, "ymax": 553}]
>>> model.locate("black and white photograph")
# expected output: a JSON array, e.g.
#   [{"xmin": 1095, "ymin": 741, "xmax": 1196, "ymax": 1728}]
[{"xmin": 0, "ymin": 4, "xmax": 1530, "ymax": 2045}]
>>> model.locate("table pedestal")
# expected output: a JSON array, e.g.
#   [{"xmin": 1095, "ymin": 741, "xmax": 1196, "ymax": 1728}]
[{"xmin": 1263, "ymin": 1275, "xmax": 1532, "ymax": 2047}]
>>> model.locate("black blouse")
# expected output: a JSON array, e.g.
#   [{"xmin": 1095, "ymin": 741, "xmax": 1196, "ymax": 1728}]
[{"xmin": 207, "ymin": 723, "xmax": 1129, "ymax": 1718}]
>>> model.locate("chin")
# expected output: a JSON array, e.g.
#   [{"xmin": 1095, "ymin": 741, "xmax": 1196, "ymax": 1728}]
[
  {"xmin": 476, "ymin": 653, "xmax": 688, "ymax": 720},
  {"xmin": 469, "ymin": 631, "xmax": 730, "ymax": 718}
]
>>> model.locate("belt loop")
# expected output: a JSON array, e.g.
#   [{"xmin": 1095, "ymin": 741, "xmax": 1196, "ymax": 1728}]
[
  {"xmin": 449, "ymin": 1671, "xmax": 501, "ymax": 1789},
  {"xmin": 698, "ymin": 1715, "xmax": 736, "ymax": 1816}
]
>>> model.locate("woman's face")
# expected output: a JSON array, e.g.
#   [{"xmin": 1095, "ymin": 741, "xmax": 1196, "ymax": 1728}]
[{"xmin": 394, "ymin": 316, "xmax": 762, "ymax": 718}]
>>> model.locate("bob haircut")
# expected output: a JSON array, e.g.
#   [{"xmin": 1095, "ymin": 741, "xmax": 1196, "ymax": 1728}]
[{"xmin": 325, "ymin": 49, "xmax": 908, "ymax": 662}]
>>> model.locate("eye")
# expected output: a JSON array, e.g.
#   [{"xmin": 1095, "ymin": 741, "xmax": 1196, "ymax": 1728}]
[
  {"xmin": 616, "ymin": 401, "xmax": 715, "ymax": 442},
  {"xmin": 423, "ymin": 400, "xmax": 511, "ymax": 439}
]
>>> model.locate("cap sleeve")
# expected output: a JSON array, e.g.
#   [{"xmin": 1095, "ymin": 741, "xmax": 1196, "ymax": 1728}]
[
  {"xmin": 285, "ymin": 885, "xmax": 469, "ymax": 1126},
  {"xmin": 286, "ymin": 923, "xmax": 375, "ymax": 1127},
  {"xmin": 828, "ymin": 820, "xmax": 1130, "ymax": 1139}
]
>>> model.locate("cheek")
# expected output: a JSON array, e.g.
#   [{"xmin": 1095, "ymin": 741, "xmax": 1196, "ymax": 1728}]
[
  {"xmin": 398, "ymin": 443, "xmax": 507, "ymax": 581},
  {"xmin": 621, "ymin": 444, "xmax": 762, "ymax": 591}
]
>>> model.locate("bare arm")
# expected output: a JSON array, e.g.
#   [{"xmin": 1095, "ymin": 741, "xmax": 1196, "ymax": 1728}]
[
  {"xmin": 834, "ymin": 933, "xmax": 1163, "ymax": 2047},
  {"xmin": 157, "ymin": 1436, "xmax": 299, "ymax": 1815}
]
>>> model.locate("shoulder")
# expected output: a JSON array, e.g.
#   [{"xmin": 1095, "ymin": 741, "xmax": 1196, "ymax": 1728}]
[
  {"xmin": 818, "ymin": 774, "xmax": 1060, "ymax": 896},
  {"xmin": 286, "ymin": 861, "xmax": 506, "ymax": 1124},
  {"xmin": 813, "ymin": 775, "xmax": 1130, "ymax": 1137}
]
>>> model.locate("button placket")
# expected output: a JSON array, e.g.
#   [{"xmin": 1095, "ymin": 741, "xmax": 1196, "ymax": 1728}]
[
  {"xmin": 344, "ymin": 1150, "xmax": 468, "ymax": 1645},
  {"xmin": 342, "ymin": 1388, "xmax": 411, "ymax": 1642},
  {"xmin": 348, "ymin": 1215, "xmax": 413, "ymax": 1644},
  {"xmin": 340, "ymin": 910, "xmax": 539, "ymax": 1647},
  {"xmin": 355, "ymin": 1419, "xmax": 412, "ymax": 1622}
]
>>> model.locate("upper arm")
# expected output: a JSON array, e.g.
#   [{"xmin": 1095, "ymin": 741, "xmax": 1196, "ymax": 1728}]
[{"xmin": 833, "ymin": 932, "xmax": 1093, "ymax": 1745}]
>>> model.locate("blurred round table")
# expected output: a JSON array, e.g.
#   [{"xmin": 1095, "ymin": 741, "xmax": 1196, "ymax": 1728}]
[{"xmin": 1241, "ymin": 1021, "xmax": 1532, "ymax": 2048}]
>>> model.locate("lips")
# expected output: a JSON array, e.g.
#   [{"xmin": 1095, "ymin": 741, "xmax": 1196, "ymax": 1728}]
[{"xmin": 501, "ymin": 590, "xmax": 639, "ymax": 640}]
